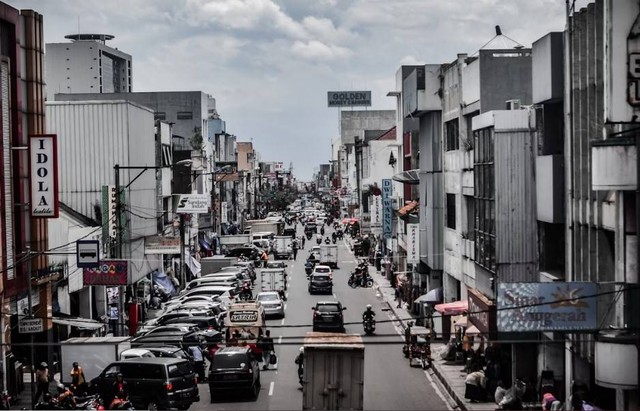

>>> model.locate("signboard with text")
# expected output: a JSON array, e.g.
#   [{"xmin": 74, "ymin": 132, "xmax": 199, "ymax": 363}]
[
  {"xmin": 29, "ymin": 134, "xmax": 59, "ymax": 218},
  {"xmin": 497, "ymin": 282, "xmax": 597, "ymax": 332},
  {"xmin": 19, "ymin": 318, "xmax": 43, "ymax": 334},
  {"xmin": 407, "ymin": 223, "xmax": 419, "ymax": 263},
  {"xmin": 382, "ymin": 179, "xmax": 392, "ymax": 239},
  {"xmin": 83, "ymin": 260, "xmax": 128, "ymax": 286},
  {"xmin": 327, "ymin": 91, "xmax": 372, "ymax": 107},
  {"xmin": 221, "ymin": 201, "xmax": 228, "ymax": 224},
  {"xmin": 370, "ymin": 194, "xmax": 382, "ymax": 227},
  {"xmin": 144, "ymin": 236, "xmax": 180, "ymax": 255},
  {"xmin": 176, "ymin": 194, "xmax": 210, "ymax": 214}
]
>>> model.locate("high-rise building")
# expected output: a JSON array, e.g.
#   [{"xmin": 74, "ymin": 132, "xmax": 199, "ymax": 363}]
[{"xmin": 45, "ymin": 33, "xmax": 132, "ymax": 100}]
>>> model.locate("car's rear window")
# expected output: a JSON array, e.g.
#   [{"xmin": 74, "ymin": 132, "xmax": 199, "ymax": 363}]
[
  {"xmin": 168, "ymin": 362, "xmax": 194, "ymax": 378},
  {"xmin": 315, "ymin": 267, "xmax": 330, "ymax": 273},
  {"xmin": 316, "ymin": 304, "xmax": 340, "ymax": 312},
  {"xmin": 212, "ymin": 354, "xmax": 248, "ymax": 369},
  {"xmin": 258, "ymin": 294, "xmax": 279, "ymax": 301}
]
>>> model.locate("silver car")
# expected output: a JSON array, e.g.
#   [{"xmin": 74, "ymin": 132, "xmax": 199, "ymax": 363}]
[{"xmin": 256, "ymin": 291, "xmax": 285, "ymax": 318}]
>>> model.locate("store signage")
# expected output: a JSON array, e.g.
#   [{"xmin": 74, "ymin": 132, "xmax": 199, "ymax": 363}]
[
  {"xmin": 19, "ymin": 318, "xmax": 43, "ymax": 334},
  {"xmin": 407, "ymin": 223, "xmax": 419, "ymax": 263},
  {"xmin": 497, "ymin": 282, "xmax": 597, "ymax": 332},
  {"xmin": 382, "ymin": 179, "xmax": 392, "ymax": 239},
  {"xmin": 102, "ymin": 185, "xmax": 125, "ymax": 240},
  {"xmin": 176, "ymin": 194, "xmax": 210, "ymax": 214},
  {"xmin": 144, "ymin": 236, "xmax": 180, "ymax": 255},
  {"xmin": 29, "ymin": 134, "xmax": 59, "ymax": 218},
  {"xmin": 83, "ymin": 260, "xmax": 128, "ymax": 286},
  {"xmin": 327, "ymin": 91, "xmax": 372, "ymax": 107},
  {"xmin": 467, "ymin": 288, "xmax": 496, "ymax": 335},
  {"xmin": 371, "ymin": 194, "xmax": 382, "ymax": 227}
]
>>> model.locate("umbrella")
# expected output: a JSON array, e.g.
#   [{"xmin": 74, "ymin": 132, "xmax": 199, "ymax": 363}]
[
  {"xmin": 341, "ymin": 218, "xmax": 350, "ymax": 224},
  {"xmin": 414, "ymin": 287, "xmax": 442, "ymax": 304}
]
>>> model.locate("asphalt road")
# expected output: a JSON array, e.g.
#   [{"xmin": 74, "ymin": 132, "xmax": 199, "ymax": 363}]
[{"xmin": 191, "ymin": 224, "xmax": 451, "ymax": 411}]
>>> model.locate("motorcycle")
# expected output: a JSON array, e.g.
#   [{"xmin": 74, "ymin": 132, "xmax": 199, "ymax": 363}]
[
  {"xmin": 0, "ymin": 391, "xmax": 11, "ymax": 410},
  {"xmin": 238, "ymin": 286, "xmax": 253, "ymax": 301},
  {"xmin": 363, "ymin": 318, "xmax": 376, "ymax": 335},
  {"xmin": 305, "ymin": 232, "xmax": 312, "ymax": 240},
  {"xmin": 316, "ymin": 237, "xmax": 322, "ymax": 245},
  {"xmin": 110, "ymin": 398, "xmax": 134, "ymax": 410},
  {"xmin": 347, "ymin": 272, "xmax": 373, "ymax": 288},
  {"xmin": 324, "ymin": 237, "xmax": 331, "ymax": 245},
  {"xmin": 497, "ymin": 379, "xmax": 526, "ymax": 410}
]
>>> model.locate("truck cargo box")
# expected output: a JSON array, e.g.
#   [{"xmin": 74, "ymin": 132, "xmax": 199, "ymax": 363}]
[
  {"xmin": 201, "ymin": 256, "xmax": 237, "ymax": 274},
  {"xmin": 60, "ymin": 336, "xmax": 131, "ymax": 384},
  {"xmin": 303, "ymin": 332, "xmax": 364, "ymax": 410}
]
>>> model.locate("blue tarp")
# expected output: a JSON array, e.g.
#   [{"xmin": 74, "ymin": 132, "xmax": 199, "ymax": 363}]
[
  {"xmin": 152, "ymin": 270, "xmax": 177, "ymax": 296},
  {"xmin": 199, "ymin": 238, "xmax": 212, "ymax": 251}
]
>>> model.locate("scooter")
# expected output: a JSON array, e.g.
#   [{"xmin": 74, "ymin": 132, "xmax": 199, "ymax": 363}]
[
  {"xmin": 363, "ymin": 318, "xmax": 376, "ymax": 335},
  {"xmin": 332, "ymin": 236, "xmax": 337, "ymax": 244}
]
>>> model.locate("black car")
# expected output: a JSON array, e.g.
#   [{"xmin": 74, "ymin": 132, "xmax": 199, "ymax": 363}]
[
  {"xmin": 163, "ymin": 315, "xmax": 220, "ymax": 331},
  {"xmin": 131, "ymin": 330, "xmax": 203, "ymax": 347},
  {"xmin": 91, "ymin": 358, "xmax": 199, "ymax": 410},
  {"xmin": 312, "ymin": 301, "xmax": 346, "ymax": 332},
  {"xmin": 208, "ymin": 347, "xmax": 261, "ymax": 401},
  {"xmin": 225, "ymin": 246, "xmax": 260, "ymax": 261},
  {"xmin": 143, "ymin": 345, "xmax": 193, "ymax": 361},
  {"xmin": 308, "ymin": 273, "xmax": 333, "ymax": 295},
  {"xmin": 282, "ymin": 228, "xmax": 296, "ymax": 239},
  {"xmin": 304, "ymin": 223, "xmax": 317, "ymax": 234}
]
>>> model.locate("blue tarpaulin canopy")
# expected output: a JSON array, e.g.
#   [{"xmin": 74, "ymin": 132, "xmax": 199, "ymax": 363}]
[{"xmin": 152, "ymin": 270, "xmax": 176, "ymax": 296}]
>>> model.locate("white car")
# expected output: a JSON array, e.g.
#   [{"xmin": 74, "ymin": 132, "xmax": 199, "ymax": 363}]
[
  {"xmin": 256, "ymin": 291, "xmax": 285, "ymax": 318},
  {"xmin": 313, "ymin": 265, "xmax": 333, "ymax": 280},
  {"xmin": 120, "ymin": 348, "xmax": 155, "ymax": 360}
]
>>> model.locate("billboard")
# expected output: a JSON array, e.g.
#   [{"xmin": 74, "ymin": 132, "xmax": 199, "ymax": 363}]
[
  {"xmin": 497, "ymin": 282, "xmax": 597, "ymax": 332},
  {"xmin": 327, "ymin": 91, "xmax": 372, "ymax": 107},
  {"xmin": 29, "ymin": 134, "xmax": 59, "ymax": 218},
  {"xmin": 144, "ymin": 236, "xmax": 180, "ymax": 255},
  {"xmin": 83, "ymin": 260, "xmax": 128, "ymax": 286}
]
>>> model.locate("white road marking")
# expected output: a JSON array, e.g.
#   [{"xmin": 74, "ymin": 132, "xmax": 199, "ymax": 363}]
[
  {"xmin": 286, "ymin": 292, "xmax": 289, "ymax": 299},
  {"xmin": 281, "ymin": 318, "xmax": 285, "ymax": 325},
  {"xmin": 332, "ymin": 293, "xmax": 337, "ymax": 298},
  {"xmin": 268, "ymin": 381, "xmax": 275, "ymax": 396},
  {"xmin": 284, "ymin": 303, "xmax": 287, "ymax": 310},
  {"xmin": 278, "ymin": 336, "xmax": 282, "ymax": 345}
]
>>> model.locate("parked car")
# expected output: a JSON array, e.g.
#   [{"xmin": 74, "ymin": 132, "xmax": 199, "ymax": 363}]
[
  {"xmin": 131, "ymin": 330, "xmax": 203, "ymax": 347},
  {"xmin": 255, "ymin": 291, "xmax": 285, "ymax": 318},
  {"xmin": 308, "ymin": 272, "xmax": 333, "ymax": 295},
  {"xmin": 208, "ymin": 347, "xmax": 261, "ymax": 401},
  {"xmin": 225, "ymin": 246, "xmax": 260, "ymax": 261},
  {"xmin": 143, "ymin": 345, "xmax": 193, "ymax": 362},
  {"xmin": 312, "ymin": 301, "xmax": 346, "ymax": 332},
  {"xmin": 120, "ymin": 348, "xmax": 155, "ymax": 360},
  {"xmin": 163, "ymin": 315, "xmax": 220, "ymax": 331},
  {"xmin": 91, "ymin": 358, "xmax": 199, "ymax": 410}
]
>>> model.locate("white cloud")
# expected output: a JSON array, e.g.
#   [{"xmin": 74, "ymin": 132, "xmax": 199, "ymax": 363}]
[
  {"xmin": 291, "ymin": 40, "xmax": 352, "ymax": 61},
  {"xmin": 399, "ymin": 55, "xmax": 425, "ymax": 65}
]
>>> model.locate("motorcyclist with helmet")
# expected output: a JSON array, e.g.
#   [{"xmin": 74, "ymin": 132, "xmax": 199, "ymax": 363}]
[
  {"xmin": 110, "ymin": 373, "xmax": 129, "ymax": 409},
  {"xmin": 295, "ymin": 347, "xmax": 304, "ymax": 386},
  {"xmin": 362, "ymin": 304, "xmax": 376, "ymax": 334}
]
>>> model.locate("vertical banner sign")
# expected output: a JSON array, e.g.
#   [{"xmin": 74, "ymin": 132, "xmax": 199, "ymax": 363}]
[
  {"xmin": 371, "ymin": 194, "xmax": 382, "ymax": 227},
  {"xmin": 102, "ymin": 186, "xmax": 117, "ymax": 240},
  {"xmin": 407, "ymin": 223, "xmax": 419, "ymax": 263},
  {"xmin": 29, "ymin": 135, "xmax": 59, "ymax": 218},
  {"xmin": 382, "ymin": 179, "xmax": 392, "ymax": 239},
  {"xmin": 221, "ymin": 201, "xmax": 228, "ymax": 224}
]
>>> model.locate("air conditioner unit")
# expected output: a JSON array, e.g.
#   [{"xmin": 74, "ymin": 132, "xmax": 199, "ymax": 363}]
[
  {"xmin": 505, "ymin": 99, "xmax": 521, "ymax": 110},
  {"xmin": 391, "ymin": 196, "xmax": 402, "ymax": 210}
]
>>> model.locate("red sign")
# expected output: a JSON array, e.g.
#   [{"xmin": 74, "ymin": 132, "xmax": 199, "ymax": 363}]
[{"xmin": 83, "ymin": 260, "xmax": 128, "ymax": 286}]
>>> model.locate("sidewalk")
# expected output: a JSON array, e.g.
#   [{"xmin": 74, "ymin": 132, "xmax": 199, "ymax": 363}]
[
  {"xmin": 373, "ymin": 272, "xmax": 495, "ymax": 411},
  {"xmin": 10, "ymin": 371, "xmax": 62, "ymax": 410}
]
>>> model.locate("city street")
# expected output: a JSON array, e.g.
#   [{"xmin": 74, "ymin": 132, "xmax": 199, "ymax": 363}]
[{"xmin": 192, "ymin": 226, "xmax": 451, "ymax": 410}]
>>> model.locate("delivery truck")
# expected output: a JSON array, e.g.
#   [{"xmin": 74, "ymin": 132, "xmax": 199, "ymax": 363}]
[
  {"xmin": 302, "ymin": 332, "xmax": 364, "ymax": 410},
  {"xmin": 260, "ymin": 268, "xmax": 287, "ymax": 292},
  {"xmin": 246, "ymin": 219, "xmax": 283, "ymax": 236},
  {"xmin": 219, "ymin": 234, "xmax": 251, "ymax": 250},
  {"xmin": 319, "ymin": 244, "xmax": 338, "ymax": 268},
  {"xmin": 201, "ymin": 256, "xmax": 237, "ymax": 274},
  {"xmin": 273, "ymin": 236, "xmax": 292, "ymax": 260},
  {"xmin": 60, "ymin": 336, "xmax": 131, "ymax": 384}
]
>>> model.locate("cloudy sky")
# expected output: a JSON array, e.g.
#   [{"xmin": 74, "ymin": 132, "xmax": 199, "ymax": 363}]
[{"xmin": 14, "ymin": 0, "xmax": 589, "ymax": 180}]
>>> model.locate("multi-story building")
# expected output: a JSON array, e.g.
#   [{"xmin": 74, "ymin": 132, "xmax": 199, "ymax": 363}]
[{"xmin": 45, "ymin": 33, "xmax": 132, "ymax": 99}]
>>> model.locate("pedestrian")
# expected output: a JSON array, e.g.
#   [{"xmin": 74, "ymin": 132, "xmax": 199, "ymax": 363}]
[
  {"xmin": 261, "ymin": 250, "xmax": 269, "ymax": 268},
  {"xmin": 395, "ymin": 287, "xmax": 402, "ymax": 308},
  {"xmin": 261, "ymin": 330, "xmax": 275, "ymax": 370},
  {"xmin": 301, "ymin": 236, "xmax": 306, "ymax": 249},
  {"xmin": 292, "ymin": 239, "xmax": 298, "ymax": 260},
  {"xmin": 69, "ymin": 361, "xmax": 86, "ymax": 394},
  {"xmin": 189, "ymin": 345, "xmax": 205, "ymax": 382},
  {"xmin": 34, "ymin": 362, "xmax": 50, "ymax": 402}
]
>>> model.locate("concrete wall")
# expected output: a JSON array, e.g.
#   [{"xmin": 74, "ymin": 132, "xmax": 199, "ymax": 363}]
[
  {"xmin": 479, "ymin": 49, "xmax": 532, "ymax": 112},
  {"xmin": 340, "ymin": 110, "xmax": 396, "ymax": 145}
]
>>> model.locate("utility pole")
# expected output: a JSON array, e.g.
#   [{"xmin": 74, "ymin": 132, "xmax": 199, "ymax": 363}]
[
  {"xmin": 113, "ymin": 165, "xmax": 125, "ymax": 337},
  {"xmin": 26, "ymin": 245, "xmax": 35, "ymax": 409},
  {"xmin": 354, "ymin": 137, "xmax": 363, "ymax": 209}
]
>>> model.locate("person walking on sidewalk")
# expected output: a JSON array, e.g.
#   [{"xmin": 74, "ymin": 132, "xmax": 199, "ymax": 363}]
[
  {"xmin": 34, "ymin": 362, "xmax": 50, "ymax": 402},
  {"xmin": 292, "ymin": 239, "xmax": 299, "ymax": 260},
  {"xmin": 395, "ymin": 286, "xmax": 403, "ymax": 308},
  {"xmin": 261, "ymin": 330, "xmax": 275, "ymax": 370}
]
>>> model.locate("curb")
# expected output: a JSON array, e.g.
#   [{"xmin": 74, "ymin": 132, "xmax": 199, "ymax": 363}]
[{"xmin": 373, "ymin": 276, "xmax": 468, "ymax": 411}]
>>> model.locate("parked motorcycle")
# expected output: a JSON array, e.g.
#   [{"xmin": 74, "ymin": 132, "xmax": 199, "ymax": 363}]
[
  {"xmin": 496, "ymin": 379, "xmax": 526, "ymax": 410},
  {"xmin": 363, "ymin": 318, "xmax": 376, "ymax": 335},
  {"xmin": 305, "ymin": 232, "xmax": 312, "ymax": 240},
  {"xmin": 324, "ymin": 237, "xmax": 331, "ymax": 245}
]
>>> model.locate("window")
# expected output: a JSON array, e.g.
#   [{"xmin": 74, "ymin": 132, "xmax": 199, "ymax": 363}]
[
  {"xmin": 168, "ymin": 362, "xmax": 193, "ymax": 378},
  {"xmin": 445, "ymin": 119, "xmax": 459, "ymax": 151},
  {"xmin": 446, "ymin": 194, "xmax": 456, "ymax": 229},
  {"xmin": 155, "ymin": 112, "xmax": 166, "ymax": 121},
  {"xmin": 464, "ymin": 195, "xmax": 475, "ymax": 240},
  {"xmin": 474, "ymin": 127, "xmax": 496, "ymax": 272},
  {"xmin": 177, "ymin": 111, "xmax": 193, "ymax": 120}
]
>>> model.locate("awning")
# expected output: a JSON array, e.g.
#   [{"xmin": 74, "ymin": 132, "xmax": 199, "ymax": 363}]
[
  {"xmin": 397, "ymin": 200, "xmax": 419, "ymax": 217},
  {"xmin": 199, "ymin": 238, "xmax": 212, "ymax": 251},
  {"xmin": 52, "ymin": 317, "xmax": 105, "ymax": 330},
  {"xmin": 435, "ymin": 300, "xmax": 468, "ymax": 315},
  {"xmin": 392, "ymin": 169, "xmax": 420, "ymax": 185},
  {"xmin": 414, "ymin": 287, "xmax": 442, "ymax": 304}
]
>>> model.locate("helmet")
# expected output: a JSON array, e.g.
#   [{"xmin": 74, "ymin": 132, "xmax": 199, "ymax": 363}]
[
  {"xmin": 116, "ymin": 373, "xmax": 123, "ymax": 379},
  {"xmin": 57, "ymin": 383, "xmax": 66, "ymax": 393},
  {"xmin": 40, "ymin": 362, "xmax": 48, "ymax": 368},
  {"xmin": 299, "ymin": 347, "xmax": 304, "ymax": 353},
  {"xmin": 366, "ymin": 304, "xmax": 372, "ymax": 310}
]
